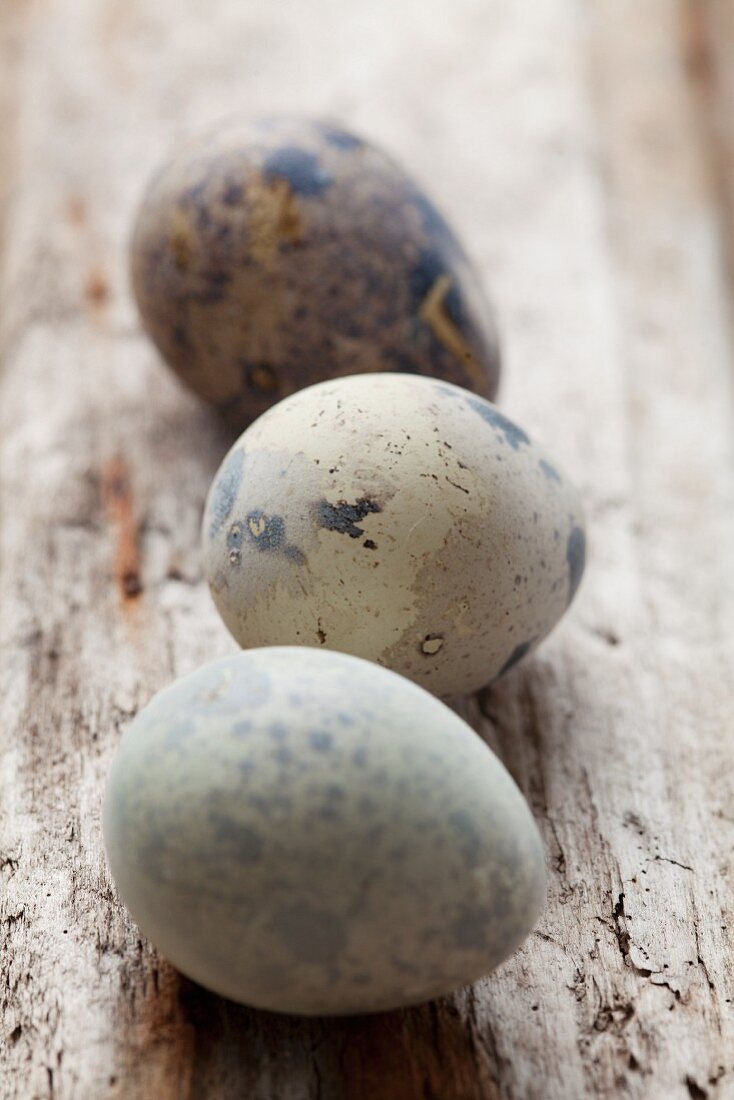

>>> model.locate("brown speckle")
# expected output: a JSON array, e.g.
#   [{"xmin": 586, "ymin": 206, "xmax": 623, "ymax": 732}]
[
  {"xmin": 66, "ymin": 195, "xmax": 86, "ymax": 225},
  {"xmin": 169, "ymin": 213, "xmax": 193, "ymax": 270},
  {"xmin": 419, "ymin": 275, "xmax": 486, "ymax": 391},
  {"xmin": 248, "ymin": 363, "xmax": 279, "ymax": 393},
  {"xmin": 247, "ymin": 174, "xmax": 303, "ymax": 269},
  {"xmin": 85, "ymin": 267, "xmax": 109, "ymax": 307},
  {"xmin": 102, "ymin": 457, "xmax": 142, "ymax": 606}
]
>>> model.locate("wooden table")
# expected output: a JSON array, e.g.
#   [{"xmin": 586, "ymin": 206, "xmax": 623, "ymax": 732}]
[{"xmin": 1, "ymin": 1, "xmax": 733, "ymax": 1096}]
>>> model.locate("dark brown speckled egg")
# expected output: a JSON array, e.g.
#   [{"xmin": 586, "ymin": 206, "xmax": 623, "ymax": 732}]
[{"xmin": 130, "ymin": 116, "xmax": 501, "ymax": 427}]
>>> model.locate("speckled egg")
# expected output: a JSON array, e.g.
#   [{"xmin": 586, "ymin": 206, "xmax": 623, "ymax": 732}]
[
  {"xmin": 130, "ymin": 116, "xmax": 500, "ymax": 428},
  {"xmin": 103, "ymin": 647, "xmax": 545, "ymax": 1015},
  {"xmin": 202, "ymin": 374, "xmax": 586, "ymax": 697}
]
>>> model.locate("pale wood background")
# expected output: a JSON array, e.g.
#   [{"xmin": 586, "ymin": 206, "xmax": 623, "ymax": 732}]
[{"xmin": 1, "ymin": 1, "xmax": 733, "ymax": 1097}]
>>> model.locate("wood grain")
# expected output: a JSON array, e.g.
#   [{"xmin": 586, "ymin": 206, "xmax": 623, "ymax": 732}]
[{"xmin": 1, "ymin": 1, "xmax": 732, "ymax": 1097}]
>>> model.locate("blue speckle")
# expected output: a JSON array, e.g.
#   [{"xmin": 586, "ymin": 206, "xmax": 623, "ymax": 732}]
[
  {"xmin": 283, "ymin": 543, "xmax": 306, "ymax": 565},
  {"xmin": 566, "ymin": 525, "xmax": 586, "ymax": 606},
  {"xmin": 271, "ymin": 903, "xmax": 347, "ymax": 964},
  {"xmin": 436, "ymin": 383, "xmax": 460, "ymax": 399},
  {"xmin": 309, "ymin": 731, "xmax": 333, "ymax": 753},
  {"xmin": 263, "ymin": 147, "xmax": 332, "ymax": 196},
  {"xmin": 222, "ymin": 181, "xmax": 244, "ymax": 206},
  {"xmin": 410, "ymin": 250, "xmax": 467, "ymax": 335},
  {"xmin": 269, "ymin": 721, "xmax": 288, "ymax": 742},
  {"xmin": 245, "ymin": 511, "xmax": 286, "ymax": 552},
  {"xmin": 409, "ymin": 248, "xmax": 445, "ymax": 310},
  {"xmin": 318, "ymin": 122, "xmax": 363, "ymax": 151},
  {"xmin": 208, "ymin": 449, "xmax": 244, "ymax": 537},
  {"xmin": 163, "ymin": 719, "xmax": 195, "ymax": 749},
  {"xmin": 317, "ymin": 498, "xmax": 381, "ymax": 539},
  {"xmin": 450, "ymin": 904, "xmax": 489, "ymax": 951},
  {"xmin": 539, "ymin": 459, "xmax": 561, "ymax": 484},
  {"xmin": 465, "ymin": 398, "xmax": 530, "ymax": 449},
  {"xmin": 274, "ymin": 745, "xmax": 293, "ymax": 766},
  {"xmin": 227, "ymin": 523, "xmax": 243, "ymax": 552},
  {"xmin": 208, "ymin": 814, "xmax": 263, "ymax": 863},
  {"xmin": 411, "ymin": 191, "xmax": 460, "ymax": 255},
  {"xmin": 449, "ymin": 810, "xmax": 482, "ymax": 868},
  {"xmin": 443, "ymin": 280, "xmax": 467, "ymax": 330},
  {"xmin": 496, "ymin": 639, "xmax": 535, "ymax": 679}
]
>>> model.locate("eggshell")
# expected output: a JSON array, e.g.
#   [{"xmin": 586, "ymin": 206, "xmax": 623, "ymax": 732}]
[
  {"xmin": 103, "ymin": 648, "xmax": 545, "ymax": 1016},
  {"xmin": 202, "ymin": 374, "xmax": 586, "ymax": 696},
  {"xmin": 130, "ymin": 116, "xmax": 500, "ymax": 428}
]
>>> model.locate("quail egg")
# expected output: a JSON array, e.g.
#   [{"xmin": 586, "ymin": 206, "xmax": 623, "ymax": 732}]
[
  {"xmin": 131, "ymin": 116, "xmax": 500, "ymax": 428},
  {"xmin": 103, "ymin": 647, "xmax": 546, "ymax": 1015},
  {"xmin": 202, "ymin": 374, "xmax": 586, "ymax": 696}
]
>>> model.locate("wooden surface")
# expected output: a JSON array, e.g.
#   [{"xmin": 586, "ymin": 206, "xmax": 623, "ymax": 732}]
[{"xmin": 1, "ymin": 1, "xmax": 733, "ymax": 1097}]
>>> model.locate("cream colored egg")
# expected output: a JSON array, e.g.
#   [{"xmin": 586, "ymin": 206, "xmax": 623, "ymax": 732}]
[
  {"xmin": 103, "ymin": 648, "xmax": 546, "ymax": 1016},
  {"xmin": 202, "ymin": 374, "xmax": 586, "ymax": 697}
]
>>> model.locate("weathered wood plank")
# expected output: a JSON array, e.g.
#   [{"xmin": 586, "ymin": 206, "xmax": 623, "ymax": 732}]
[{"xmin": 1, "ymin": 1, "xmax": 732, "ymax": 1098}]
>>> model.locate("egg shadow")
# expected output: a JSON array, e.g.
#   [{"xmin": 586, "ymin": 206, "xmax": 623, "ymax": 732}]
[{"xmin": 173, "ymin": 974, "xmax": 497, "ymax": 1100}]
